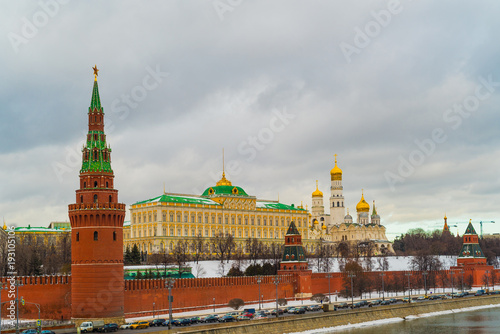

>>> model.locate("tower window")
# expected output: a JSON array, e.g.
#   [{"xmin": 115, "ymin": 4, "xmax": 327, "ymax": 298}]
[
  {"xmin": 109, "ymin": 195, "xmax": 112, "ymax": 202},
  {"xmin": 113, "ymin": 231, "xmax": 117, "ymax": 241},
  {"xmin": 84, "ymin": 182, "xmax": 86, "ymax": 188},
  {"xmin": 106, "ymin": 181, "xmax": 109, "ymax": 188},
  {"xmin": 93, "ymin": 194, "xmax": 98, "ymax": 203},
  {"xmin": 94, "ymin": 181, "xmax": 98, "ymax": 188},
  {"xmin": 94, "ymin": 231, "xmax": 98, "ymax": 241},
  {"xmin": 80, "ymin": 195, "xmax": 83, "ymax": 203},
  {"xmin": 76, "ymin": 232, "xmax": 79, "ymax": 242}
]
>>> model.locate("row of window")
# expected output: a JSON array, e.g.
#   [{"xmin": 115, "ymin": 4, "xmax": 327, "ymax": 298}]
[
  {"xmin": 129, "ymin": 226, "xmax": 306, "ymax": 239},
  {"xmin": 132, "ymin": 211, "xmax": 306, "ymax": 227},
  {"xmin": 75, "ymin": 231, "xmax": 117, "ymax": 241}
]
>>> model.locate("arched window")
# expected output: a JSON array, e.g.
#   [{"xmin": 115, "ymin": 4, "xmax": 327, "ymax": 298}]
[
  {"xmin": 93, "ymin": 194, "xmax": 98, "ymax": 203},
  {"xmin": 106, "ymin": 181, "xmax": 109, "ymax": 188},
  {"xmin": 94, "ymin": 181, "xmax": 98, "ymax": 188},
  {"xmin": 113, "ymin": 231, "xmax": 117, "ymax": 241},
  {"xmin": 76, "ymin": 232, "xmax": 79, "ymax": 241},
  {"xmin": 109, "ymin": 195, "xmax": 112, "ymax": 203},
  {"xmin": 84, "ymin": 182, "xmax": 86, "ymax": 188},
  {"xmin": 332, "ymin": 202, "xmax": 335, "ymax": 207},
  {"xmin": 94, "ymin": 231, "xmax": 98, "ymax": 241},
  {"xmin": 337, "ymin": 201, "xmax": 339, "ymax": 207},
  {"xmin": 80, "ymin": 195, "xmax": 83, "ymax": 203}
]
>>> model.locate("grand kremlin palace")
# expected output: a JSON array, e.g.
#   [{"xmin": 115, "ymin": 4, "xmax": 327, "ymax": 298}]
[{"xmin": 123, "ymin": 157, "xmax": 394, "ymax": 256}]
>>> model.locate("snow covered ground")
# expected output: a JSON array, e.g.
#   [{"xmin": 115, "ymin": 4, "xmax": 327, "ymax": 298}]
[{"xmin": 189, "ymin": 255, "xmax": 461, "ymax": 278}]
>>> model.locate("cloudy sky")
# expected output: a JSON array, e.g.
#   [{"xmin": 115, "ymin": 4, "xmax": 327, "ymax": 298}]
[{"xmin": 2, "ymin": 1, "xmax": 500, "ymax": 239}]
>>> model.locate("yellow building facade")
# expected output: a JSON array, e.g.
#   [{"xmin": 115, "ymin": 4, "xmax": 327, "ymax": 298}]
[{"xmin": 124, "ymin": 172, "xmax": 311, "ymax": 255}]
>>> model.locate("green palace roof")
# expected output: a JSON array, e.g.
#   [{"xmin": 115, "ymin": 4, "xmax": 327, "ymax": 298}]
[
  {"xmin": 256, "ymin": 201, "xmax": 306, "ymax": 211},
  {"xmin": 201, "ymin": 185, "xmax": 250, "ymax": 197},
  {"xmin": 14, "ymin": 225, "xmax": 70, "ymax": 233},
  {"xmin": 134, "ymin": 194, "xmax": 221, "ymax": 206}
]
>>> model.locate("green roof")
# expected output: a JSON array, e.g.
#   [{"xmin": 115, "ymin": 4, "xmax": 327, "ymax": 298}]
[
  {"xmin": 256, "ymin": 201, "xmax": 306, "ymax": 211},
  {"xmin": 15, "ymin": 226, "xmax": 70, "ymax": 233},
  {"xmin": 281, "ymin": 245, "xmax": 307, "ymax": 263},
  {"xmin": 285, "ymin": 221, "xmax": 300, "ymax": 235},
  {"xmin": 134, "ymin": 194, "xmax": 220, "ymax": 206},
  {"xmin": 201, "ymin": 185, "xmax": 249, "ymax": 197},
  {"xmin": 90, "ymin": 80, "xmax": 102, "ymax": 111},
  {"xmin": 464, "ymin": 222, "xmax": 478, "ymax": 235},
  {"xmin": 458, "ymin": 243, "xmax": 485, "ymax": 258}
]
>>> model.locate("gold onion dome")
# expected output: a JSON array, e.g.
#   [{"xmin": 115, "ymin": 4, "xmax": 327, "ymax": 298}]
[
  {"xmin": 216, "ymin": 172, "xmax": 232, "ymax": 186},
  {"xmin": 312, "ymin": 180, "xmax": 323, "ymax": 197},
  {"xmin": 322, "ymin": 224, "xmax": 327, "ymax": 230},
  {"xmin": 356, "ymin": 190, "xmax": 370, "ymax": 212},
  {"xmin": 330, "ymin": 154, "xmax": 342, "ymax": 181}
]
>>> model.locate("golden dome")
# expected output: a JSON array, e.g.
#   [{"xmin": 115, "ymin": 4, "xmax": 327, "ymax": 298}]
[
  {"xmin": 322, "ymin": 224, "xmax": 327, "ymax": 230},
  {"xmin": 330, "ymin": 154, "xmax": 342, "ymax": 181},
  {"xmin": 356, "ymin": 190, "xmax": 370, "ymax": 212},
  {"xmin": 216, "ymin": 172, "xmax": 232, "ymax": 186},
  {"xmin": 312, "ymin": 180, "xmax": 323, "ymax": 197}
]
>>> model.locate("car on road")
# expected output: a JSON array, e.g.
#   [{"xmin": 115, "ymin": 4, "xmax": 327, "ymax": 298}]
[
  {"xmin": 351, "ymin": 302, "xmax": 363, "ymax": 309},
  {"xmin": 337, "ymin": 302, "xmax": 349, "ymax": 309},
  {"xmin": 218, "ymin": 315, "xmax": 236, "ymax": 322},
  {"xmin": 403, "ymin": 297, "xmax": 412, "ymax": 303},
  {"xmin": 475, "ymin": 289, "xmax": 487, "ymax": 296},
  {"xmin": 417, "ymin": 296, "xmax": 426, "ymax": 301},
  {"xmin": 101, "ymin": 323, "xmax": 119, "ymax": 332},
  {"xmin": 380, "ymin": 300, "xmax": 391, "ymax": 305},
  {"xmin": 307, "ymin": 305, "xmax": 322, "ymax": 311},
  {"xmin": 291, "ymin": 307, "xmax": 306, "ymax": 314},
  {"xmin": 22, "ymin": 330, "xmax": 37, "ymax": 334},
  {"xmin": 130, "ymin": 321, "xmax": 149, "ymax": 329},
  {"xmin": 270, "ymin": 308, "xmax": 284, "ymax": 315},
  {"xmin": 201, "ymin": 315, "xmax": 219, "ymax": 323},
  {"xmin": 236, "ymin": 315, "xmax": 251, "ymax": 321},
  {"xmin": 189, "ymin": 317, "xmax": 201, "ymax": 324},
  {"xmin": 41, "ymin": 331, "xmax": 55, "ymax": 334},
  {"xmin": 389, "ymin": 298, "xmax": 397, "ymax": 303},
  {"xmin": 119, "ymin": 323, "xmax": 133, "ymax": 330},
  {"xmin": 149, "ymin": 319, "xmax": 166, "ymax": 327},
  {"xmin": 253, "ymin": 314, "xmax": 268, "ymax": 320}
]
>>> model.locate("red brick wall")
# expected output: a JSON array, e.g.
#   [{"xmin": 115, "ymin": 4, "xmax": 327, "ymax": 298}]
[{"xmin": 0, "ymin": 276, "xmax": 71, "ymax": 321}]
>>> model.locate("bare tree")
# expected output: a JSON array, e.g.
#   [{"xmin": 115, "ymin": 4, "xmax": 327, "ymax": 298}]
[
  {"xmin": 246, "ymin": 238, "xmax": 263, "ymax": 265},
  {"xmin": 172, "ymin": 240, "xmax": 191, "ymax": 277},
  {"xmin": 211, "ymin": 232, "xmax": 235, "ymax": 264},
  {"xmin": 191, "ymin": 233, "xmax": 205, "ymax": 264}
]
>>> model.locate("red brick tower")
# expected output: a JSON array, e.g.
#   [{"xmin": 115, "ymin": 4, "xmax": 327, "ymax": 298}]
[{"xmin": 68, "ymin": 66, "xmax": 126, "ymax": 321}]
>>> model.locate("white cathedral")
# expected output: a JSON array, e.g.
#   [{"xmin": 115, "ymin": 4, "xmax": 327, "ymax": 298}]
[{"xmin": 309, "ymin": 155, "xmax": 393, "ymax": 254}]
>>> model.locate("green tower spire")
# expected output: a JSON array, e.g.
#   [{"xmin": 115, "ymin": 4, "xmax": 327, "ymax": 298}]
[{"xmin": 90, "ymin": 80, "xmax": 102, "ymax": 111}]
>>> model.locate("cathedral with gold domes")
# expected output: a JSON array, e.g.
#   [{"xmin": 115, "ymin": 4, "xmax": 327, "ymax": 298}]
[{"xmin": 309, "ymin": 155, "xmax": 393, "ymax": 254}]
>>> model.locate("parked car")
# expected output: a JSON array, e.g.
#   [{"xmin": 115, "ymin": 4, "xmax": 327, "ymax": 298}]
[
  {"xmin": 150, "ymin": 319, "xmax": 166, "ymax": 327},
  {"xmin": 337, "ymin": 302, "xmax": 349, "ymax": 309},
  {"xmin": 285, "ymin": 306, "xmax": 296, "ymax": 313},
  {"xmin": 130, "ymin": 321, "xmax": 149, "ymax": 329},
  {"xmin": 351, "ymin": 302, "xmax": 362, "ymax": 309},
  {"xmin": 41, "ymin": 331, "xmax": 55, "ymax": 334},
  {"xmin": 241, "ymin": 312, "xmax": 254, "ymax": 318},
  {"xmin": 218, "ymin": 315, "xmax": 236, "ymax": 322},
  {"xmin": 417, "ymin": 296, "xmax": 426, "ymax": 301},
  {"xmin": 236, "ymin": 315, "xmax": 251, "ymax": 321},
  {"xmin": 119, "ymin": 323, "xmax": 133, "ymax": 330},
  {"xmin": 292, "ymin": 307, "xmax": 306, "ymax": 314},
  {"xmin": 475, "ymin": 289, "xmax": 486, "ymax": 296},
  {"xmin": 253, "ymin": 314, "xmax": 268, "ymax": 320},
  {"xmin": 100, "ymin": 323, "xmax": 118, "ymax": 332},
  {"xmin": 403, "ymin": 297, "xmax": 412, "ymax": 303},
  {"xmin": 359, "ymin": 300, "xmax": 369, "ymax": 307},
  {"xmin": 380, "ymin": 300, "xmax": 391, "ymax": 305},
  {"xmin": 389, "ymin": 298, "xmax": 397, "ymax": 303},
  {"xmin": 307, "ymin": 305, "xmax": 322, "ymax": 311},
  {"xmin": 22, "ymin": 330, "xmax": 38, "ymax": 334},
  {"xmin": 189, "ymin": 317, "xmax": 201, "ymax": 324},
  {"xmin": 201, "ymin": 315, "xmax": 219, "ymax": 323}
]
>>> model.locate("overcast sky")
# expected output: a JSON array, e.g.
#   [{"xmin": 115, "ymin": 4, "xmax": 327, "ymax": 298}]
[{"xmin": 2, "ymin": 1, "xmax": 500, "ymax": 240}]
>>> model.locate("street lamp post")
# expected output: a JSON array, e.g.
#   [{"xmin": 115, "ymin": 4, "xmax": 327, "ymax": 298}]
[
  {"xmin": 422, "ymin": 271, "xmax": 428, "ymax": 297},
  {"xmin": 405, "ymin": 272, "xmax": 412, "ymax": 303},
  {"xmin": 326, "ymin": 274, "xmax": 332, "ymax": 303},
  {"xmin": 257, "ymin": 276, "xmax": 262, "ymax": 310},
  {"xmin": 152, "ymin": 302, "xmax": 155, "ymax": 318},
  {"xmin": 348, "ymin": 274, "xmax": 356, "ymax": 309},
  {"xmin": 380, "ymin": 271, "xmax": 386, "ymax": 301},
  {"xmin": 485, "ymin": 270, "xmax": 490, "ymax": 291},
  {"xmin": 213, "ymin": 298, "xmax": 215, "ymax": 313},
  {"xmin": 273, "ymin": 276, "xmax": 280, "ymax": 318},
  {"xmin": 24, "ymin": 302, "xmax": 41, "ymax": 334},
  {"xmin": 14, "ymin": 280, "xmax": 23, "ymax": 334},
  {"xmin": 164, "ymin": 278, "xmax": 175, "ymax": 330}
]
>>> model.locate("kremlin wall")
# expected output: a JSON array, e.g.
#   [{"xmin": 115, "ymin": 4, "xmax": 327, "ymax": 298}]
[{"xmin": 0, "ymin": 69, "xmax": 498, "ymax": 323}]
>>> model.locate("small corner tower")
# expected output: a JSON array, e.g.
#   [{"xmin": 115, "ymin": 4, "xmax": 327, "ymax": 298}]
[
  {"xmin": 279, "ymin": 221, "xmax": 308, "ymax": 272},
  {"xmin": 329, "ymin": 154, "xmax": 345, "ymax": 226},
  {"xmin": 68, "ymin": 66, "xmax": 126, "ymax": 321},
  {"xmin": 457, "ymin": 220, "xmax": 486, "ymax": 266}
]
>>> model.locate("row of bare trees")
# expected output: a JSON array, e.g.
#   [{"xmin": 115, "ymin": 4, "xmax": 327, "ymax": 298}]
[{"xmin": 0, "ymin": 234, "xmax": 71, "ymax": 276}]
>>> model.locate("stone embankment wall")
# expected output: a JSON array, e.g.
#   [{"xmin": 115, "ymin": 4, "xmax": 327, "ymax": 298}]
[{"xmin": 167, "ymin": 295, "xmax": 500, "ymax": 334}]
